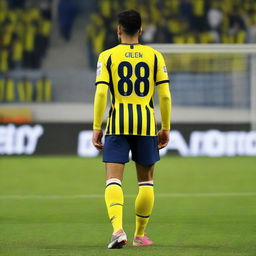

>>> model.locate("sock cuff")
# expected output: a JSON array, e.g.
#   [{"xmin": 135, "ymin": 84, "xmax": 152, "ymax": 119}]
[
  {"xmin": 106, "ymin": 178, "xmax": 122, "ymax": 187},
  {"xmin": 136, "ymin": 213, "xmax": 150, "ymax": 218},
  {"xmin": 138, "ymin": 180, "xmax": 154, "ymax": 186}
]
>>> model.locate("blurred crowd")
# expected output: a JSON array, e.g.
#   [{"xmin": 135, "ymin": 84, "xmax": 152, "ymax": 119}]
[
  {"xmin": 0, "ymin": 0, "xmax": 52, "ymax": 73},
  {"xmin": 0, "ymin": 74, "xmax": 52, "ymax": 102},
  {"xmin": 86, "ymin": 0, "xmax": 256, "ymax": 67}
]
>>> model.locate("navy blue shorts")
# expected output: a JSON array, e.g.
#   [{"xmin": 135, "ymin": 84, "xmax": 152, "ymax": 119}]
[{"xmin": 103, "ymin": 135, "xmax": 160, "ymax": 165}]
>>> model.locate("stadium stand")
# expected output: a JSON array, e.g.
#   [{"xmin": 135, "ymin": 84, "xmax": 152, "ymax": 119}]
[
  {"xmin": 0, "ymin": 0, "xmax": 254, "ymax": 108},
  {"xmin": 0, "ymin": 0, "xmax": 52, "ymax": 72},
  {"xmin": 17, "ymin": 75, "xmax": 33, "ymax": 102},
  {"xmin": 35, "ymin": 74, "xmax": 52, "ymax": 102},
  {"xmin": 0, "ymin": 74, "xmax": 14, "ymax": 102},
  {"xmin": 86, "ymin": 0, "xmax": 256, "ymax": 67},
  {"xmin": 0, "ymin": 73, "xmax": 52, "ymax": 102}
]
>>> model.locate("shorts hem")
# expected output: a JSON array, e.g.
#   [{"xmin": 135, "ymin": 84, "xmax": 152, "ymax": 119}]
[
  {"xmin": 105, "ymin": 133, "xmax": 157, "ymax": 137},
  {"xmin": 103, "ymin": 159, "xmax": 130, "ymax": 164},
  {"xmin": 132, "ymin": 158, "xmax": 160, "ymax": 166}
]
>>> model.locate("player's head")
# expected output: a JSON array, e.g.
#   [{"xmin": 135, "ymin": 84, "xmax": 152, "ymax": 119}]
[{"xmin": 117, "ymin": 10, "xmax": 142, "ymax": 41}]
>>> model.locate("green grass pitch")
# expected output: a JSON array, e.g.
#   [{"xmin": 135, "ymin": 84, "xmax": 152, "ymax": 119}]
[{"xmin": 0, "ymin": 156, "xmax": 256, "ymax": 256}]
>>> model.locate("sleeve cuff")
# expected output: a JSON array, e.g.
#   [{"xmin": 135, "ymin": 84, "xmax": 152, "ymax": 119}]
[
  {"xmin": 162, "ymin": 124, "xmax": 170, "ymax": 130},
  {"xmin": 93, "ymin": 124, "xmax": 101, "ymax": 130}
]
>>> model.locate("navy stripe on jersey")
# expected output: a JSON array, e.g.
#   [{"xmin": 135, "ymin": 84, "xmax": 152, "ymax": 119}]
[
  {"xmin": 149, "ymin": 97, "xmax": 154, "ymax": 108},
  {"xmin": 106, "ymin": 54, "xmax": 115, "ymax": 135},
  {"xmin": 106, "ymin": 55, "xmax": 115, "ymax": 105},
  {"xmin": 128, "ymin": 103, "xmax": 133, "ymax": 134},
  {"xmin": 146, "ymin": 106, "xmax": 151, "ymax": 136},
  {"xmin": 156, "ymin": 80, "xmax": 170, "ymax": 86},
  {"xmin": 153, "ymin": 54, "xmax": 158, "ymax": 82},
  {"xmin": 119, "ymin": 103, "xmax": 124, "ymax": 134},
  {"xmin": 106, "ymin": 107, "xmax": 113, "ymax": 134},
  {"xmin": 111, "ymin": 108, "xmax": 116, "ymax": 134},
  {"xmin": 136, "ymin": 104, "xmax": 142, "ymax": 135},
  {"xmin": 95, "ymin": 81, "xmax": 109, "ymax": 86}
]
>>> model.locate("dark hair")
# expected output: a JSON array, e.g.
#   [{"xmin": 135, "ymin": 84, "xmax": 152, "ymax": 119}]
[{"xmin": 118, "ymin": 10, "xmax": 141, "ymax": 36}]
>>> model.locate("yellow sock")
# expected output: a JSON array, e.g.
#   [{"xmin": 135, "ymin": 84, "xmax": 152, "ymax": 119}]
[
  {"xmin": 134, "ymin": 181, "xmax": 154, "ymax": 237},
  {"xmin": 105, "ymin": 178, "xmax": 124, "ymax": 233}
]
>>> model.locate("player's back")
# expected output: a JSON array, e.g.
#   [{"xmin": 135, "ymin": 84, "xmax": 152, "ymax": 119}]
[{"xmin": 96, "ymin": 44, "xmax": 169, "ymax": 136}]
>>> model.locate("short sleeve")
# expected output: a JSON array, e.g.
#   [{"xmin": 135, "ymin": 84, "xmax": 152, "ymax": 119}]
[
  {"xmin": 155, "ymin": 52, "xmax": 169, "ymax": 86},
  {"xmin": 95, "ymin": 53, "xmax": 110, "ymax": 86}
]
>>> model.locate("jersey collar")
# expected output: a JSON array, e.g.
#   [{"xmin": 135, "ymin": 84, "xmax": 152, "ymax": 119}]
[{"xmin": 120, "ymin": 43, "xmax": 141, "ymax": 45}]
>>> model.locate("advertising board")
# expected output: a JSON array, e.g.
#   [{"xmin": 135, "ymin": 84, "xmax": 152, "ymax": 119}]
[{"xmin": 1, "ymin": 123, "xmax": 255, "ymax": 157}]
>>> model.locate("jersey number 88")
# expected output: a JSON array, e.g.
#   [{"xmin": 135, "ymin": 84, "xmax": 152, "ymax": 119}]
[{"xmin": 118, "ymin": 61, "xmax": 150, "ymax": 97}]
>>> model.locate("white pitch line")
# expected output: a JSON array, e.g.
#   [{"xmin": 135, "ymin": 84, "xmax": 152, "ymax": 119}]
[
  {"xmin": 0, "ymin": 192, "xmax": 256, "ymax": 200},
  {"xmin": 156, "ymin": 192, "xmax": 256, "ymax": 197}
]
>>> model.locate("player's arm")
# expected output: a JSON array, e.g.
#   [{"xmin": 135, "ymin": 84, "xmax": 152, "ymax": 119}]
[
  {"xmin": 157, "ymin": 83, "xmax": 171, "ymax": 149},
  {"xmin": 157, "ymin": 83, "xmax": 171, "ymax": 130},
  {"xmin": 92, "ymin": 53, "xmax": 110, "ymax": 150},
  {"xmin": 155, "ymin": 51, "xmax": 172, "ymax": 149},
  {"xmin": 93, "ymin": 84, "xmax": 108, "ymax": 130}
]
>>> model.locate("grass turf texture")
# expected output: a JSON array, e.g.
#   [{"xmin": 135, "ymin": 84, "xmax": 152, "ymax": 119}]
[{"xmin": 0, "ymin": 156, "xmax": 256, "ymax": 256}]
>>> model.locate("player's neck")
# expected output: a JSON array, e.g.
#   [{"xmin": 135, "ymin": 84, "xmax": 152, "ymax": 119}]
[{"xmin": 120, "ymin": 35, "xmax": 139, "ymax": 44}]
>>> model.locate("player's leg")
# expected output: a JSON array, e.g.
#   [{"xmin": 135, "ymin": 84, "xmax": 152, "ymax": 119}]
[
  {"xmin": 105, "ymin": 163, "xmax": 125, "ymax": 234},
  {"xmin": 103, "ymin": 135, "xmax": 130, "ymax": 248},
  {"xmin": 105, "ymin": 163, "xmax": 127, "ymax": 249},
  {"xmin": 130, "ymin": 135, "xmax": 159, "ymax": 246},
  {"xmin": 136, "ymin": 163, "xmax": 154, "ymax": 182},
  {"xmin": 133, "ymin": 163, "xmax": 154, "ymax": 246}
]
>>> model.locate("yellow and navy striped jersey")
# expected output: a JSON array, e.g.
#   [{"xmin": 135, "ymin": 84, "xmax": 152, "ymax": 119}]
[{"xmin": 95, "ymin": 43, "xmax": 169, "ymax": 136}]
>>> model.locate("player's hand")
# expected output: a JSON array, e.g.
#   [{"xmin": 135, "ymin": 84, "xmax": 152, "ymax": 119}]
[
  {"xmin": 92, "ymin": 129, "xmax": 104, "ymax": 150},
  {"xmin": 157, "ymin": 129, "xmax": 170, "ymax": 149}
]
